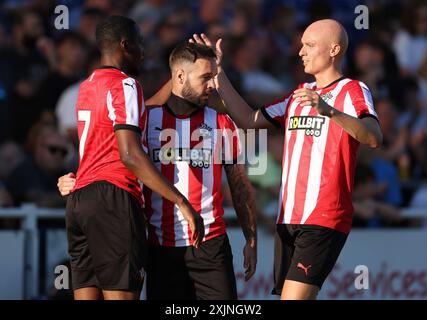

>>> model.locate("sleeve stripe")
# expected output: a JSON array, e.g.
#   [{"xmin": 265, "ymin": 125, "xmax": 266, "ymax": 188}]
[
  {"xmin": 261, "ymin": 93, "xmax": 292, "ymax": 128},
  {"xmin": 345, "ymin": 81, "xmax": 379, "ymax": 119},
  {"xmin": 114, "ymin": 124, "xmax": 142, "ymax": 135},
  {"xmin": 218, "ymin": 113, "xmax": 242, "ymax": 162},
  {"xmin": 359, "ymin": 113, "xmax": 379, "ymax": 122},
  {"xmin": 260, "ymin": 107, "xmax": 281, "ymax": 128},
  {"xmin": 106, "ymin": 90, "xmax": 116, "ymax": 125},
  {"xmin": 359, "ymin": 81, "xmax": 378, "ymax": 117},
  {"xmin": 343, "ymin": 92, "xmax": 358, "ymax": 118},
  {"xmin": 122, "ymin": 78, "xmax": 140, "ymax": 126}
]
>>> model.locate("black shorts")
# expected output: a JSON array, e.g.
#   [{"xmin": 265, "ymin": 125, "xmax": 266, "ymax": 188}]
[
  {"xmin": 146, "ymin": 233, "xmax": 237, "ymax": 300},
  {"xmin": 66, "ymin": 181, "xmax": 147, "ymax": 292},
  {"xmin": 272, "ymin": 224, "xmax": 348, "ymax": 294}
]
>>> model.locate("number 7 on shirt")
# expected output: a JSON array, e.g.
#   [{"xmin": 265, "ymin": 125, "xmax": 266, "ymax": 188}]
[{"xmin": 78, "ymin": 110, "xmax": 91, "ymax": 159}]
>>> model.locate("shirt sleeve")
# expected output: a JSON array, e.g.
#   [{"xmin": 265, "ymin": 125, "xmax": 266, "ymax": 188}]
[
  {"xmin": 218, "ymin": 113, "xmax": 242, "ymax": 164},
  {"xmin": 260, "ymin": 92, "xmax": 293, "ymax": 128},
  {"xmin": 107, "ymin": 77, "xmax": 145, "ymax": 134},
  {"xmin": 346, "ymin": 81, "xmax": 378, "ymax": 120}
]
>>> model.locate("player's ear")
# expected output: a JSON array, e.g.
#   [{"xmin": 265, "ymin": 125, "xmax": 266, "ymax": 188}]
[
  {"xmin": 176, "ymin": 68, "xmax": 185, "ymax": 85},
  {"xmin": 120, "ymin": 39, "xmax": 127, "ymax": 51},
  {"xmin": 120, "ymin": 38, "xmax": 134, "ymax": 54},
  {"xmin": 330, "ymin": 43, "xmax": 341, "ymax": 58}
]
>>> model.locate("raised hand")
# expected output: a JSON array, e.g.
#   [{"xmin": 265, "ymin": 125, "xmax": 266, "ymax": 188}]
[{"xmin": 189, "ymin": 33, "xmax": 223, "ymax": 68}]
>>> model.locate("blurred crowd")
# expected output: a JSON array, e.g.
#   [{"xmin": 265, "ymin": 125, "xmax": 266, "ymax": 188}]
[{"xmin": 0, "ymin": 0, "xmax": 426, "ymax": 229}]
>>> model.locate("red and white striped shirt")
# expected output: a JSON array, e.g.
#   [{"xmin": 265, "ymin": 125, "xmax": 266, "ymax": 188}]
[
  {"xmin": 144, "ymin": 104, "xmax": 240, "ymax": 247},
  {"xmin": 74, "ymin": 66, "xmax": 147, "ymax": 204},
  {"xmin": 261, "ymin": 78, "xmax": 378, "ymax": 234}
]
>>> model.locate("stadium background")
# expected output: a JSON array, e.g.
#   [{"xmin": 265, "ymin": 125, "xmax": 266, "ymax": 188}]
[{"xmin": 0, "ymin": 0, "xmax": 426, "ymax": 300}]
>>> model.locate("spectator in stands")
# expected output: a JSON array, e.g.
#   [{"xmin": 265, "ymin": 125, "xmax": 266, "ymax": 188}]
[
  {"xmin": 408, "ymin": 137, "xmax": 427, "ymax": 208},
  {"xmin": 265, "ymin": 4, "xmax": 297, "ymax": 85},
  {"xmin": 228, "ymin": 33, "xmax": 285, "ymax": 106},
  {"xmin": 36, "ymin": 31, "xmax": 89, "ymax": 123},
  {"xmin": 402, "ymin": 82, "xmax": 427, "ymax": 171},
  {"xmin": 139, "ymin": 7, "xmax": 194, "ymax": 97},
  {"xmin": 129, "ymin": 0, "xmax": 172, "ymax": 36},
  {"xmin": 55, "ymin": 50, "xmax": 101, "ymax": 174},
  {"xmin": 0, "ymin": 9, "xmax": 52, "ymax": 143},
  {"xmin": 198, "ymin": 0, "xmax": 226, "ymax": 25},
  {"xmin": 154, "ymin": 7, "xmax": 194, "ymax": 55},
  {"xmin": 78, "ymin": 7, "xmax": 108, "ymax": 48},
  {"xmin": 357, "ymin": 140, "xmax": 403, "ymax": 208},
  {"xmin": 349, "ymin": 39, "xmax": 406, "ymax": 109},
  {"xmin": 352, "ymin": 163, "xmax": 403, "ymax": 228},
  {"xmin": 6, "ymin": 124, "xmax": 68, "ymax": 207},
  {"xmin": 392, "ymin": 0, "xmax": 427, "ymax": 77},
  {"xmin": 0, "ymin": 141, "xmax": 25, "ymax": 207},
  {"xmin": 375, "ymin": 99, "xmax": 409, "ymax": 164},
  {"xmin": 55, "ymin": 49, "xmax": 100, "ymax": 140}
]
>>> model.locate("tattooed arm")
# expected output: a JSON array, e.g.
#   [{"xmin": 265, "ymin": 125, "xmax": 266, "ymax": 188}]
[{"xmin": 224, "ymin": 163, "xmax": 257, "ymax": 281}]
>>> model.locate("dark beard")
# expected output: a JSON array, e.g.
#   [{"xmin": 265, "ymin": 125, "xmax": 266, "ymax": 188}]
[{"xmin": 182, "ymin": 81, "xmax": 203, "ymax": 106}]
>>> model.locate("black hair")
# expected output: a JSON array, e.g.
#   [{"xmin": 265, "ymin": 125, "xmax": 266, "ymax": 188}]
[
  {"xmin": 95, "ymin": 15, "xmax": 139, "ymax": 52},
  {"xmin": 169, "ymin": 42, "xmax": 217, "ymax": 69}
]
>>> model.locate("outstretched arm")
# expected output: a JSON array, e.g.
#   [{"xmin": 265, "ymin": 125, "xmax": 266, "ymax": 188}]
[
  {"xmin": 145, "ymin": 80, "xmax": 172, "ymax": 106},
  {"xmin": 190, "ymin": 34, "xmax": 273, "ymax": 130},
  {"xmin": 224, "ymin": 163, "xmax": 257, "ymax": 281},
  {"xmin": 216, "ymin": 70, "xmax": 275, "ymax": 129}
]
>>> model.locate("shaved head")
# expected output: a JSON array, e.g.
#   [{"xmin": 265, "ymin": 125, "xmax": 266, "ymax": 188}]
[
  {"xmin": 304, "ymin": 19, "xmax": 348, "ymax": 58},
  {"xmin": 299, "ymin": 19, "xmax": 348, "ymax": 77}
]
